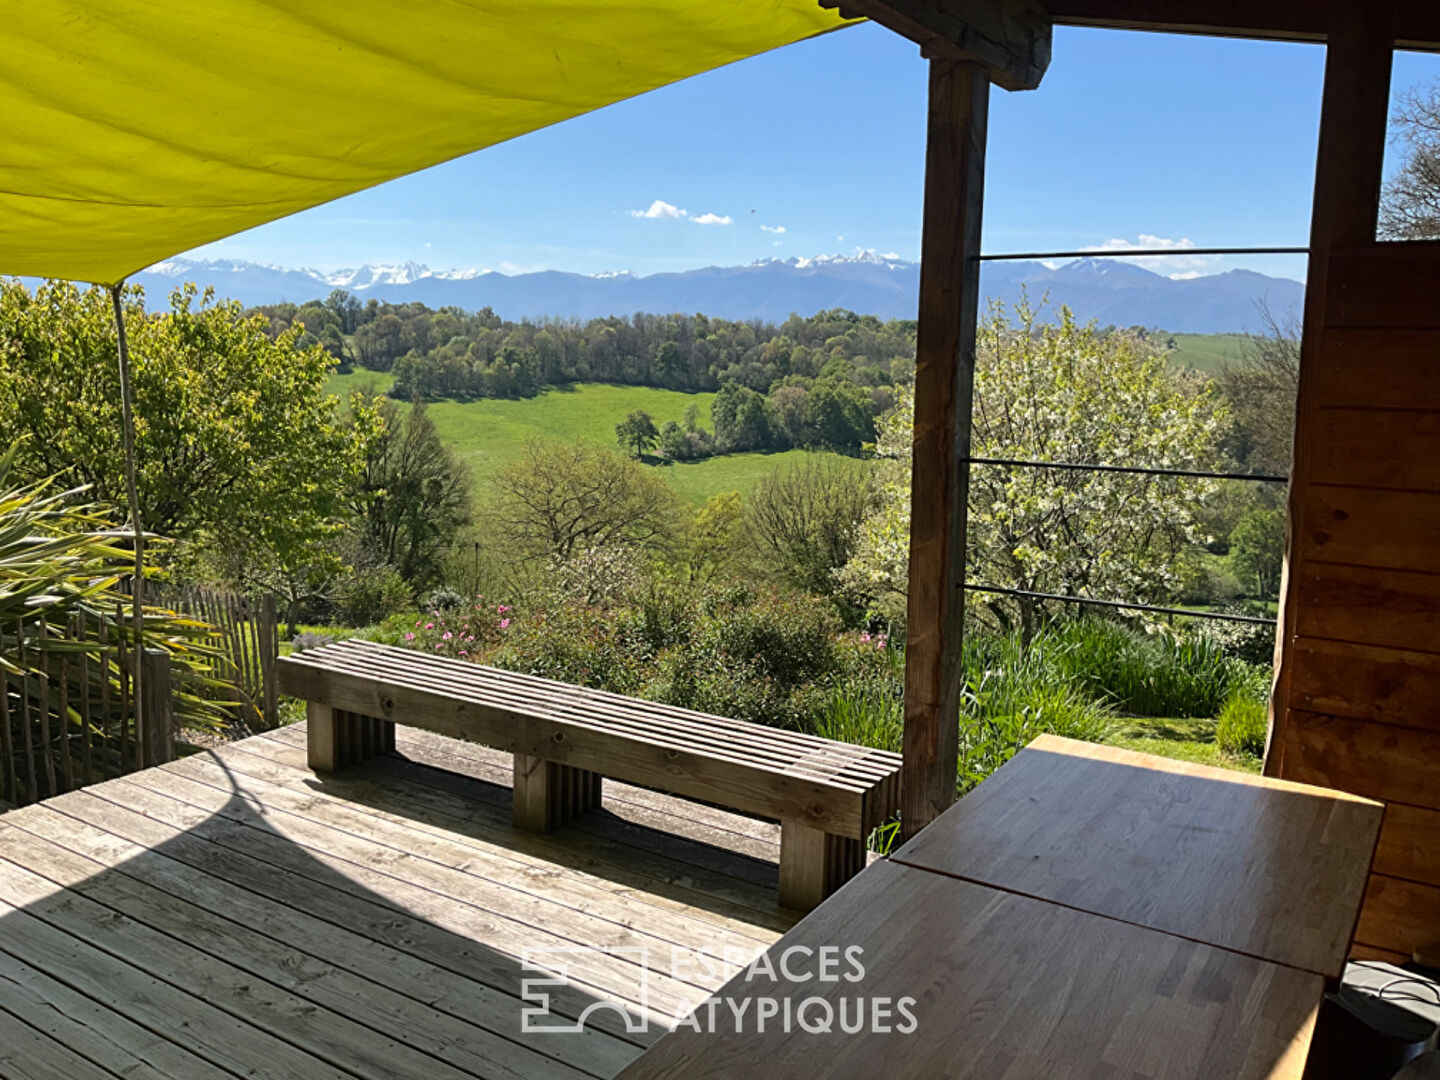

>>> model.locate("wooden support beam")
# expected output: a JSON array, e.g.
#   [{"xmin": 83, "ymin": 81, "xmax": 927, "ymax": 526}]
[
  {"xmin": 1266, "ymin": 0, "xmax": 1396, "ymax": 777},
  {"xmin": 1044, "ymin": 0, "xmax": 1438, "ymax": 52},
  {"xmin": 822, "ymin": 0, "xmax": 1051, "ymax": 91},
  {"xmin": 901, "ymin": 60, "xmax": 989, "ymax": 840}
]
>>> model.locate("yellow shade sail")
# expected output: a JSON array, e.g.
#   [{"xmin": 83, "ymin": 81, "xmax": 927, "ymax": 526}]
[{"xmin": 0, "ymin": 1, "xmax": 853, "ymax": 285}]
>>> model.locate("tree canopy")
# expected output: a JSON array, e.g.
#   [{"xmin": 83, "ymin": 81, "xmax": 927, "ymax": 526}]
[{"xmin": 842, "ymin": 302, "xmax": 1230, "ymax": 635}]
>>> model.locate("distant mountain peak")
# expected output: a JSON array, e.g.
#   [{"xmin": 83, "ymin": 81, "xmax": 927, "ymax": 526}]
[{"xmin": 131, "ymin": 254, "xmax": 1303, "ymax": 334}]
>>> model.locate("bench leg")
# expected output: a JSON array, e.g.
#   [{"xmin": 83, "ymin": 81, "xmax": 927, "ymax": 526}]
[
  {"xmin": 513, "ymin": 754, "xmax": 602, "ymax": 832},
  {"xmin": 778, "ymin": 820, "xmax": 866, "ymax": 912},
  {"xmin": 307, "ymin": 703, "xmax": 394, "ymax": 773}
]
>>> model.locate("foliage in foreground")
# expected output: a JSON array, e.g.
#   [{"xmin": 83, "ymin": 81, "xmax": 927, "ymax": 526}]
[
  {"xmin": 379, "ymin": 562, "xmax": 1266, "ymax": 798},
  {"xmin": 0, "ymin": 455, "xmax": 229, "ymax": 755}
]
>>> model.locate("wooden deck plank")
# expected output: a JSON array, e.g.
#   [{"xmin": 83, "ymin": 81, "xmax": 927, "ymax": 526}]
[
  {"xmin": 361, "ymin": 745, "xmax": 785, "ymax": 893},
  {"xmin": 0, "ymin": 816, "xmax": 600, "ymax": 1080},
  {"xmin": 234, "ymin": 732, "xmax": 791, "ymax": 936},
  {"xmin": 164, "ymin": 744, "xmax": 777, "ymax": 954},
  {"xmin": 0, "ymin": 1004, "xmax": 121, "ymax": 1080},
  {"xmin": 76, "ymin": 774, "xmax": 697, "ymax": 1025},
  {"xmin": 0, "ymin": 725, "xmax": 792, "ymax": 1080},
  {"xmin": 0, "ymin": 891, "xmax": 353, "ymax": 1080},
  {"xmin": 6, "ymin": 803, "xmax": 633, "ymax": 1079},
  {"xmin": 119, "ymin": 763, "xmax": 731, "ymax": 1012},
  {"xmin": 45, "ymin": 785, "xmax": 659, "ymax": 1046},
  {"xmin": 0, "ymin": 956, "xmax": 228, "ymax": 1080},
  {"xmin": 0, "ymin": 852, "xmax": 482, "ymax": 1080}
]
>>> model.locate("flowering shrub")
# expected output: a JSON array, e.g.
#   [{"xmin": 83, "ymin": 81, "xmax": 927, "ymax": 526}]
[{"xmin": 402, "ymin": 596, "xmax": 516, "ymax": 660}]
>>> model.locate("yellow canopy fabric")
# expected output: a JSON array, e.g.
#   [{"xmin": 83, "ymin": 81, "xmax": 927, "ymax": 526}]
[{"xmin": 1, "ymin": 1, "xmax": 852, "ymax": 285}]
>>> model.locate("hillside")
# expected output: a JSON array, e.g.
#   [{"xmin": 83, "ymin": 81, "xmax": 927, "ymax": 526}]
[
  {"xmin": 142, "ymin": 252, "xmax": 1304, "ymax": 334},
  {"xmin": 327, "ymin": 373, "xmax": 819, "ymax": 505}
]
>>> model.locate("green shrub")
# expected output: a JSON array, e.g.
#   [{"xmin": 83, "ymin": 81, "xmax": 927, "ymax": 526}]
[
  {"xmin": 333, "ymin": 564, "xmax": 412, "ymax": 627},
  {"xmin": 1049, "ymin": 617, "xmax": 1246, "ymax": 718},
  {"xmin": 1215, "ymin": 688, "xmax": 1272, "ymax": 754}
]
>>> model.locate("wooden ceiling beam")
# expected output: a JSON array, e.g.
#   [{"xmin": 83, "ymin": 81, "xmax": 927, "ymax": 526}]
[
  {"xmin": 821, "ymin": 0, "xmax": 1052, "ymax": 90},
  {"xmin": 1044, "ymin": 0, "xmax": 1440, "ymax": 51}
]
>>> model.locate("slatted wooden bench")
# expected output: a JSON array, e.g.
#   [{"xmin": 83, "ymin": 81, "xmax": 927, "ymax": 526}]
[{"xmin": 276, "ymin": 638, "xmax": 902, "ymax": 910}]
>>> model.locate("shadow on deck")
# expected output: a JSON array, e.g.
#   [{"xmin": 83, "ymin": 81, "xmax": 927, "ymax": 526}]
[{"xmin": 0, "ymin": 723, "xmax": 795, "ymax": 1079}]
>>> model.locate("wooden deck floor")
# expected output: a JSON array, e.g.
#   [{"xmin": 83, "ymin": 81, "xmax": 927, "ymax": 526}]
[{"xmin": 0, "ymin": 723, "xmax": 797, "ymax": 1080}]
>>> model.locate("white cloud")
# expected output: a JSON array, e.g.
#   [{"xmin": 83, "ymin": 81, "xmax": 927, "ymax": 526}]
[
  {"xmin": 1084, "ymin": 233, "xmax": 1217, "ymax": 276},
  {"xmin": 692, "ymin": 212, "xmax": 733, "ymax": 226},
  {"xmin": 629, "ymin": 199, "xmax": 686, "ymax": 220},
  {"xmin": 760, "ymin": 224, "xmax": 786, "ymax": 234}
]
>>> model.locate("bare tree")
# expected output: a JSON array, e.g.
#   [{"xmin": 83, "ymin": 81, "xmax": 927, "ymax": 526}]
[
  {"xmin": 745, "ymin": 454, "xmax": 875, "ymax": 597},
  {"xmin": 1380, "ymin": 79, "xmax": 1440, "ymax": 240},
  {"xmin": 1218, "ymin": 303, "xmax": 1301, "ymax": 478}
]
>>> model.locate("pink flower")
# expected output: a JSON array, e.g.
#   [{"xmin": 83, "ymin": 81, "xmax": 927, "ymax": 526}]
[
  {"xmin": 466, "ymin": 635, "xmax": 474, "ymax": 642},
  {"xmin": 443, "ymin": 631, "xmax": 453, "ymax": 641},
  {"xmin": 497, "ymin": 604, "xmax": 511, "ymax": 613},
  {"xmin": 859, "ymin": 632, "xmax": 871, "ymax": 643},
  {"xmin": 405, "ymin": 632, "xmax": 415, "ymax": 641},
  {"xmin": 414, "ymin": 620, "xmax": 421, "ymax": 627},
  {"xmin": 425, "ymin": 622, "xmax": 434, "ymax": 630},
  {"xmin": 499, "ymin": 618, "xmax": 511, "ymax": 629},
  {"xmin": 459, "ymin": 650, "xmax": 468, "ymax": 657}
]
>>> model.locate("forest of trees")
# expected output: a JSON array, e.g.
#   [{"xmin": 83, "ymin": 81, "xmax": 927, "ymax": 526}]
[{"xmin": 252, "ymin": 298, "xmax": 910, "ymax": 454}]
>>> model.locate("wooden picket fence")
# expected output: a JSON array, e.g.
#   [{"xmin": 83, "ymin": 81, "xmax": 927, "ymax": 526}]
[
  {"xmin": 0, "ymin": 586, "xmax": 280, "ymax": 811},
  {"xmin": 148, "ymin": 584, "xmax": 281, "ymax": 733}
]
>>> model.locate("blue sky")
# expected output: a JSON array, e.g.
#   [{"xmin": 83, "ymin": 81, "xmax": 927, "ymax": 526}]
[{"xmin": 191, "ymin": 24, "xmax": 1440, "ymax": 285}]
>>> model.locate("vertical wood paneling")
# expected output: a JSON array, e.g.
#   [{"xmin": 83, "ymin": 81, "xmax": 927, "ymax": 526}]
[{"xmin": 1267, "ymin": 4, "xmax": 1440, "ymax": 959}]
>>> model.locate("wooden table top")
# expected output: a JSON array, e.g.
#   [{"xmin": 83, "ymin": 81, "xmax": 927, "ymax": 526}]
[
  {"xmin": 891, "ymin": 735, "xmax": 1384, "ymax": 979},
  {"xmin": 618, "ymin": 860, "xmax": 1323, "ymax": 1080}
]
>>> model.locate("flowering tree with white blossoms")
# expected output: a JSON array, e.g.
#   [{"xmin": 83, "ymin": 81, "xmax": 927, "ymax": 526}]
[{"xmin": 840, "ymin": 300, "xmax": 1230, "ymax": 639}]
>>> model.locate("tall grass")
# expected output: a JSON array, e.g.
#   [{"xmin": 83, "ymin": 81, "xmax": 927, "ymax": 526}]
[
  {"xmin": 1047, "ymin": 617, "xmax": 1248, "ymax": 718},
  {"xmin": 956, "ymin": 631, "xmax": 1113, "ymax": 793}
]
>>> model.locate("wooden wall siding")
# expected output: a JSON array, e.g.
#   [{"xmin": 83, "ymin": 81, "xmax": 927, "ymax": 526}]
[{"xmin": 1273, "ymin": 246, "xmax": 1440, "ymax": 961}]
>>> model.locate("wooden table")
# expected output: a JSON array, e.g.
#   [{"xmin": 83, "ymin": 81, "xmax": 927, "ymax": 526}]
[
  {"xmin": 619, "ymin": 737, "xmax": 1384, "ymax": 1079},
  {"xmin": 892, "ymin": 735, "xmax": 1385, "ymax": 979}
]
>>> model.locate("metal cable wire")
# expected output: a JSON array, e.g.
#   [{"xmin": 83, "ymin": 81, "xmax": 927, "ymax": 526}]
[
  {"xmin": 966, "ymin": 456, "xmax": 1288, "ymax": 484},
  {"xmin": 962, "ymin": 584, "xmax": 1278, "ymax": 626}
]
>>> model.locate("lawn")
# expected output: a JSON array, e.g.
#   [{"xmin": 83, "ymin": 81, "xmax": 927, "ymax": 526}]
[
  {"xmin": 325, "ymin": 373, "xmax": 819, "ymax": 504},
  {"xmin": 1165, "ymin": 332, "xmax": 1249, "ymax": 374},
  {"xmin": 1104, "ymin": 716, "xmax": 1261, "ymax": 773}
]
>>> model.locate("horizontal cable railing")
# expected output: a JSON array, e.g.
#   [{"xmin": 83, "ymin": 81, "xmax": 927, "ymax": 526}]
[
  {"xmin": 967, "ymin": 456, "xmax": 1288, "ymax": 484},
  {"xmin": 976, "ymin": 246, "xmax": 1309, "ymax": 261},
  {"xmin": 962, "ymin": 584, "xmax": 1278, "ymax": 626}
]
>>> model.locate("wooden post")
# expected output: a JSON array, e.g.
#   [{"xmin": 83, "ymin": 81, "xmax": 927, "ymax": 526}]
[
  {"xmin": 778, "ymin": 820, "xmax": 866, "ymax": 912},
  {"xmin": 512, "ymin": 754, "xmax": 602, "ymax": 833},
  {"xmin": 1266, "ymin": 0, "xmax": 1395, "ymax": 776},
  {"xmin": 901, "ymin": 59, "xmax": 990, "ymax": 840},
  {"xmin": 139, "ymin": 648, "xmax": 173, "ymax": 767},
  {"xmin": 261, "ymin": 593, "xmax": 279, "ymax": 729}
]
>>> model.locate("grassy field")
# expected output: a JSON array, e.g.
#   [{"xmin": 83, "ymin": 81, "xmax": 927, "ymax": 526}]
[
  {"xmin": 1165, "ymin": 333, "xmax": 1249, "ymax": 374},
  {"xmin": 328, "ymin": 371, "xmax": 824, "ymax": 505},
  {"xmin": 1104, "ymin": 716, "xmax": 1261, "ymax": 773}
]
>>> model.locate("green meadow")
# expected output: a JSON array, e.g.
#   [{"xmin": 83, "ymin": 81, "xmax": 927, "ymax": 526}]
[
  {"xmin": 326, "ymin": 371, "xmax": 819, "ymax": 504},
  {"xmin": 1165, "ymin": 332, "xmax": 1249, "ymax": 374}
]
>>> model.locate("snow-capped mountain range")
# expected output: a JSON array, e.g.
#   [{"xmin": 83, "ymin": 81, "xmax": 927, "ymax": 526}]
[{"xmin": 133, "ymin": 252, "xmax": 1304, "ymax": 333}]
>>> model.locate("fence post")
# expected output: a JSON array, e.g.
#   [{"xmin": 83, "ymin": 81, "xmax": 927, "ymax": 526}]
[
  {"xmin": 140, "ymin": 648, "xmax": 174, "ymax": 767},
  {"xmin": 261, "ymin": 593, "xmax": 279, "ymax": 729}
]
